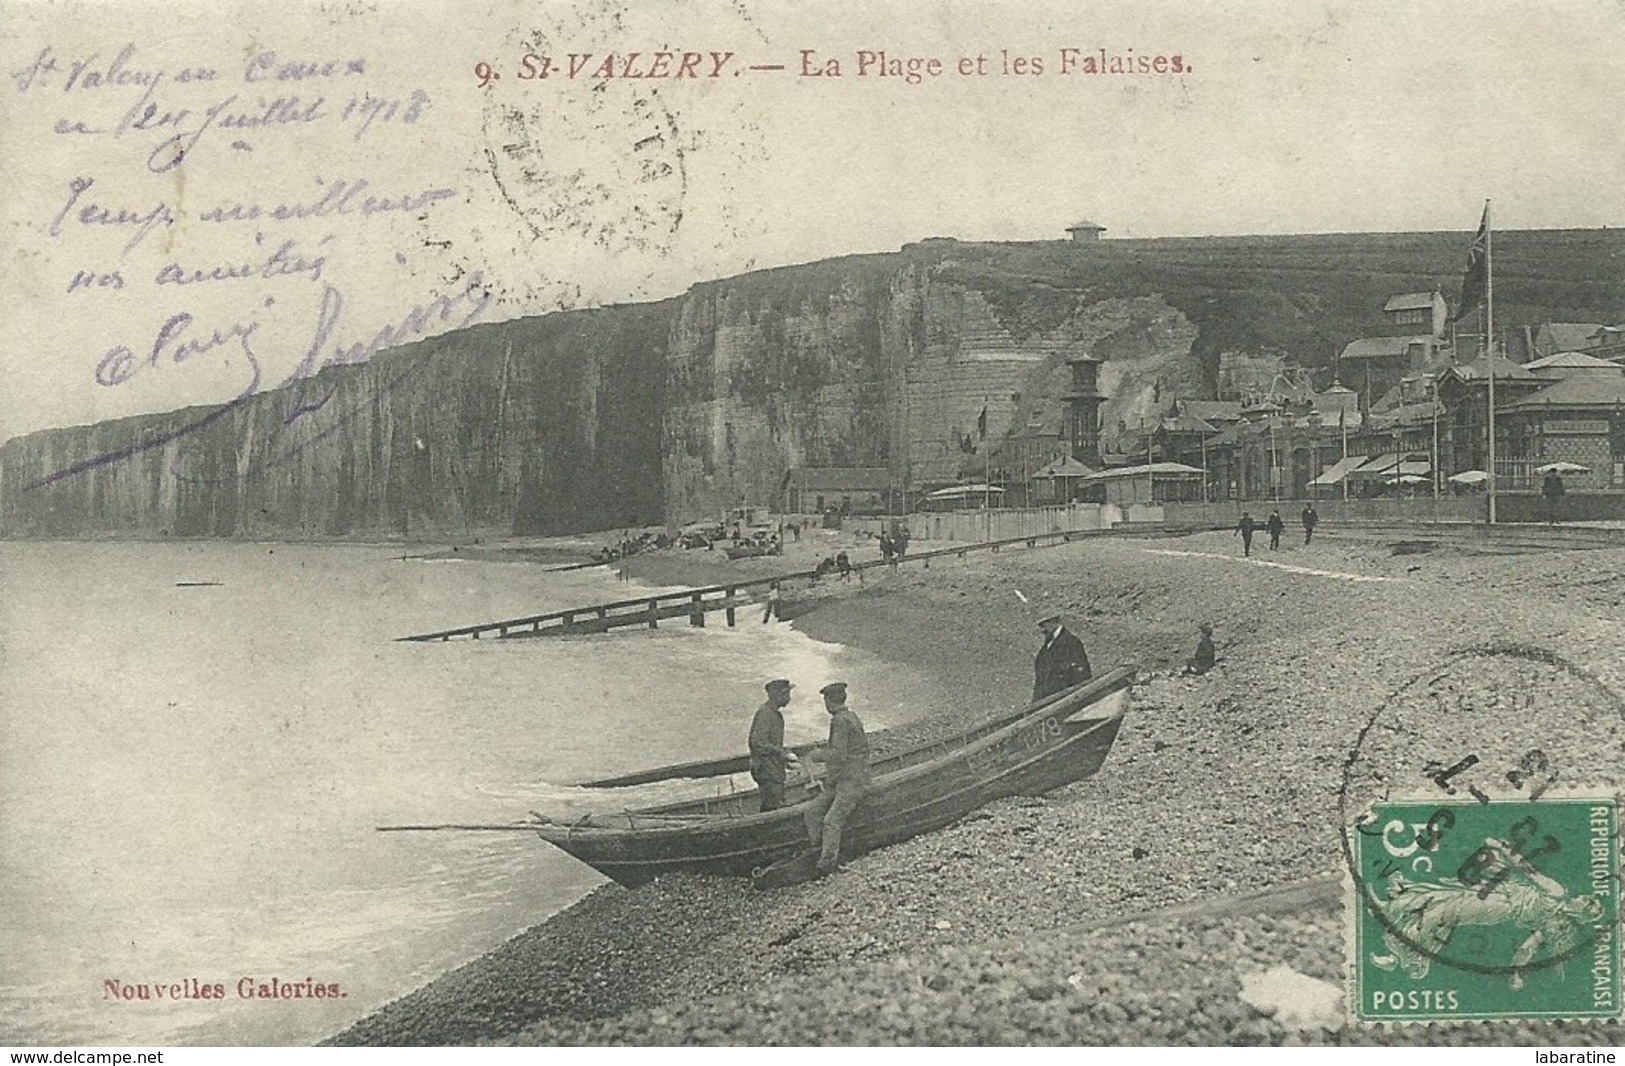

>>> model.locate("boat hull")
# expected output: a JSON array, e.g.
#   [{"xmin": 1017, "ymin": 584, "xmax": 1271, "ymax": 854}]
[
  {"xmin": 576, "ymin": 668, "xmax": 1128, "ymax": 790},
  {"xmin": 533, "ymin": 676, "xmax": 1130, "ymax": 887}
]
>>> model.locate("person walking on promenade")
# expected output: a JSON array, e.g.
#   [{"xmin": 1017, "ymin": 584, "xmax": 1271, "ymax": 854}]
[
  {"xmin": 749, "ymin": 679, "xmax": 798, "ymax": 812},
  {"xmin": 1301, "ymin": 503, "xmax": 1319, "ymax": 545},
  {"xmin": 761, "ymin": 581, "xmax": 782, "ymax": 623},
  {"xmin": 1033, "ymin": 613, "xmax": 1092, "ymax": 702},
  {"xmin": 804, "ymin": 682, "xmax": 870, "ymax": 875},
  {"xmin": 1542, "ymin": 472, "xmax": 1566, "ymax": 526},
  {"xmin": 1266, "ymin": 508, "xmax": 1285, "ymax": 551},
  {"xmin": 1236, "ymin": 511, "xmax": 1257, "ymax": 557},
  {"xmin": 836, "ymin": 551, "xmax": 852, "ymax": 581}
]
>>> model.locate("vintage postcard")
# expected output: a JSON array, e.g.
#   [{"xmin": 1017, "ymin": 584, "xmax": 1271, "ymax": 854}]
[{"xmin": 2, "ymin": 0, "xmax": 1623, "ymax": 1051}]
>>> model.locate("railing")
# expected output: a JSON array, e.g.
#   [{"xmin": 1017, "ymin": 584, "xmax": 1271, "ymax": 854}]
[
  {"xmin": 911, "ymin": 502, "xmax": 1157, "ymax": 543},
  {"xmin": 397, "ymin": 526, "xmax": 1109, "ymax": 642},
  {"xmin": 1159, "ymin": 497, "xmax": 1485, "ymax": 527},
  {"xmin": 1494, "ymin": 459, "xmax": 1540, "ymax": 492},
  {"xmin": 398, "ymin": 580, "xmax": 775, "ymax": 641}
]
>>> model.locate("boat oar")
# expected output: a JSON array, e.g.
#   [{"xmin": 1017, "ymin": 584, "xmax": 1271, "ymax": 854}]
[{"xmin": 376, "ymin": 822, "xmax": 554, "ymax": 832}]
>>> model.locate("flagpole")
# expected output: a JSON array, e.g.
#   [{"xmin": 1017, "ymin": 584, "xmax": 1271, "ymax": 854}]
[
  {"xmin": 981, "ymin": 399, "xmax": 991, "ymax": 541},
  {"xmin": 1485, "ymin": 200, "xmax": 1496, "ymax": 525},
  {"xmin": 1201, "ymin": 432, "xmax": 1209, "ymax": 504},
  {"xmin": 1431, "ymin": 377, "xmax": 1440, "ymax": 504},
  {"xmin": 1340, "ymin": 398, "xmax": 1348, "ymax": 504}
]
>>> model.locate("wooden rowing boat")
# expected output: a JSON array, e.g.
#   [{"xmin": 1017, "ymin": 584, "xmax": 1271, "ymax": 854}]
[
  {"xmin": 574, "ymin": 669, "xmax": 1121, "ymax": 789},
  {"xmin": 529, "ymin": 668, "xmax": 1132, "ymax": 887}
]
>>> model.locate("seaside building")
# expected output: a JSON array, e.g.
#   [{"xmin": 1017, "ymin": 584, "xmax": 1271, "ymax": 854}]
[
  {"xmin": 1062, "ymin": 356, "xmax": 1106, "ymax": 466},
  {"xmin": 1337, "ymin": 335, "xmax": 1441, "ymax": 412},
  {"xmin": 1433, "ymin": 355, "xmax": 1549, "ymax": 480},
  {"xmin": 1522, "ymin": 351, "xmax": 1621, "ymax": 373},
  {"xmin": 1065, "ymin": 219, "xmax": 1106, "ymax": 242},
  {"xmin": 784, "ymin": 467, "xmax": 895, "ymax": 515},
  {"xmin": 1381, "ymin": 291, "xmax": 1451, "ymax": 338},
  {"xmin": 1529, "ymin": 321, "xmax": 1607, "ymax": 359},
  {"xmin": 1589, "ymin": 325, "xmax": 1625, "ymax": 361},
  {"xmin": 1494, "ymin": 369, "xmax": 1625, "ymax": 491}
]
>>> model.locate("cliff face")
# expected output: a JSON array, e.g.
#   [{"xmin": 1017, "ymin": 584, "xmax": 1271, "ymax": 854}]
[
  {"xmin": 1, "ymin": 303, "xmax": 674, "ymax": 539},
  {"xmin": 5, "ymin": 231, "xmax": 1622, "ymax": 538}
]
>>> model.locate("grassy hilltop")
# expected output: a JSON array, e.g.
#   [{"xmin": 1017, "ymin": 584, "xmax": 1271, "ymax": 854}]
[{"xmin": 917, "ymin": 228, "xmax": 1625, "ymax": 380}]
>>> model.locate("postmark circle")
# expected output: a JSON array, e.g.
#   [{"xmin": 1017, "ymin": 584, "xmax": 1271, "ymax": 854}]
[
  {"xmin": 1339, "ymin": 642, "xmax": 1625, "ymax": 984},
  {"xmin": 481, "ymin": 82, "xmax": 688, "ymax": 257}
]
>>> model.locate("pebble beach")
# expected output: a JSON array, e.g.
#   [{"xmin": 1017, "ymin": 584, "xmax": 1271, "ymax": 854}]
[{"xmin": 327, "ymin": 525, "xmax": 1625, "ymax": 1046}]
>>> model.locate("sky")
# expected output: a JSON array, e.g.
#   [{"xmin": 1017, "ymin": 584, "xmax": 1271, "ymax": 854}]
[{"xmin": 2, "ymin": 0, "xmax": 1622, "ymax": 440}]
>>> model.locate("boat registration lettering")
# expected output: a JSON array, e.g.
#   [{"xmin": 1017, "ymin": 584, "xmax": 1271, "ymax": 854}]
[{"xmin": 967, "ymin": 715, "xmax": 1062, "ymax": 774}]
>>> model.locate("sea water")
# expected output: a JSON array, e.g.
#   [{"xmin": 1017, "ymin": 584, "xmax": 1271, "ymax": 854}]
[{"xmin": 0, "ymin": 541, "xmax": 944, "ymax": 1046}]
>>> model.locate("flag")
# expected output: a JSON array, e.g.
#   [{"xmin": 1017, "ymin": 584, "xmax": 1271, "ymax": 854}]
[
  {"xmin": 1452, "ymin": 204, "xmax": 1488, "ymax": 323},
  {"xmin": 976, "ymin": 405, "xmax": 988, "ymax": 439}
]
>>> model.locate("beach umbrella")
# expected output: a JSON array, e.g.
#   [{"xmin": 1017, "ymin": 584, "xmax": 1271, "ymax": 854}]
[
  {"xmin": 1535, "ymin": 461, "xmax": 1589, "ymax": 475},
  {"xmin": 1447, "ymin": 470, "xmax": 1488, "ymax": 485}
]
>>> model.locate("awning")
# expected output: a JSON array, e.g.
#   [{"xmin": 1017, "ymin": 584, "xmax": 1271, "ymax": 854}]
[
  {"xmin": 1393, "ymin": 460, "xmax": 1431, "ymax": 477},
  {"xmin": 1307, "ymin": 455, "xmax": 1366, "ymax": 486},
  {"xmin": 1349, "ymin": 453, "xmax": 1403, "ymax": 477},
  {"xmin": 925, "ymin": 484, "xmax": 1004, "ymax": 499},
  {"xmin": 1079, "ymin": 462, "xmax": 1205, "ymax": 482}
]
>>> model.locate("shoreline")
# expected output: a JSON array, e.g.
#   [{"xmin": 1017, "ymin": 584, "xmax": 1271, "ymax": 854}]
[{"xmin": 329, "ymin": 528, "xmax": 1625, "ymax": 1046}]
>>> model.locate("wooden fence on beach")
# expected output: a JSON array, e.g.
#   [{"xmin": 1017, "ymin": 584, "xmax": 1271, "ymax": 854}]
[{"xmin": 396, "ymin": 526, "xmax": 1126, "ymax": 642}]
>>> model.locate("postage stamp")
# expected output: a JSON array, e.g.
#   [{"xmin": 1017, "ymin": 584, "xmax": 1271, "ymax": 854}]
[{"xmin": 1349, "ymin": 796, "xmax": 1620, "ymax": 1022}]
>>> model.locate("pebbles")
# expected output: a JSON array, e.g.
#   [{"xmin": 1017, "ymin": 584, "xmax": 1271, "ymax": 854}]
[{"xmin": 333, "ymin": 534, "xmax": 1625, "ymax": 1046}]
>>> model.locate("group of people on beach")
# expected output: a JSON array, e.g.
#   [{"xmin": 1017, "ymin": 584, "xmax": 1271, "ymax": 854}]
[
  {"xmin": 813, "ymin": 551, "xmax": 859, "ymax": 582},
  {"xmin": 877, "ymin": 528, "xmax": 910, "ymax": 566},
  {"xmin": 747, "ymin": 679, "xmax": 871, "ymax": 878},
  {"xmin": 743, "ymin": 607, "xmax": 1114, "ymax": 878},
  {"xmin": 1235, "ymin": 503, "xmax": 1318, "ymax": 557}
]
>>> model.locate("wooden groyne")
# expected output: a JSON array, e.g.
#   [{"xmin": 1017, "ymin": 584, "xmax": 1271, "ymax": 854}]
[{"xmin": 396, "ymin": 526, "xmax": 1119, "ymax": 642}]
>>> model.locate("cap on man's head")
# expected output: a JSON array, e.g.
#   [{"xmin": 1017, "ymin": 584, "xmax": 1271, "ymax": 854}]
[
  {"xmin": 1038, "ymin": 614, "xmax": 1062, "ymax": 627},
  {"xmin": 765, "ymin": 679, "xmax": 793, "ymax": 693},
  {"xmin": 819, "ymin": 682, "xmax": 847, "ymax": 698}
]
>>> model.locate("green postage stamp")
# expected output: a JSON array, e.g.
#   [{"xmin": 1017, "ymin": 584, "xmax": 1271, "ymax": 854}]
[{"xmin": 1350, "ymin": 796, "xmax": 1621, "ymax": 1022}]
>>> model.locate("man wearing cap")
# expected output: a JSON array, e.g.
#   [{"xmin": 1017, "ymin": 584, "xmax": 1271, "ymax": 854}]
[
  {"xmin": 1033, "ymin": 614, "xmax": 1091, "ymax": 702},
  {"xmin": 749, "ymin": 680, "xmax": 798, "ymax": 812},
  {"xmin": 804, "ymin": 682, "xmax": 871, "ymax": 874}
]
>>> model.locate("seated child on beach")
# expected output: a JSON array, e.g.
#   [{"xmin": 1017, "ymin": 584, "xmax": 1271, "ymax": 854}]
[{"xmin": 1184, "ymin": 623, "xmax": 1216, "ymax": 675}]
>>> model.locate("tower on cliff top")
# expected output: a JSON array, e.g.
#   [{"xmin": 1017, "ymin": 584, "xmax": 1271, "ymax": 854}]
[
  {"xmin": 1063, "ymin": 356, "xmax": 1106, "ymax": 465},
  {"xmin": 1066, "ymin": 219, "xmax": 1106, "ymax": 243}
]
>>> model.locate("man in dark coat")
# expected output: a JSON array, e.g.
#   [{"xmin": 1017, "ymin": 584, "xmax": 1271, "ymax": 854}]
[
  {"xmin": 1301, "ymin": 503, "xmax": 1319, "ymax": 545},
  {"xmin": 1236, "ymin": 511, "xmax": 1256, "ymax": 557},
  {"xmin": 749, "ymin": 679, "xmax": 797, "ymax": 812},
  {"xmin": 1266, "ymin": 508, "xmax": 1285, "ymax": 551},
  {"xmin": 1542, "ymin": 472, "xmax": 1565, "ymax": 526},
  {"xmin": 804, "ymin": 682, "xmax": 871, "ymax": 874},
  {"xmin": 1033, "ymin": 614, "xmax": 1092, "ymax": 702}
]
